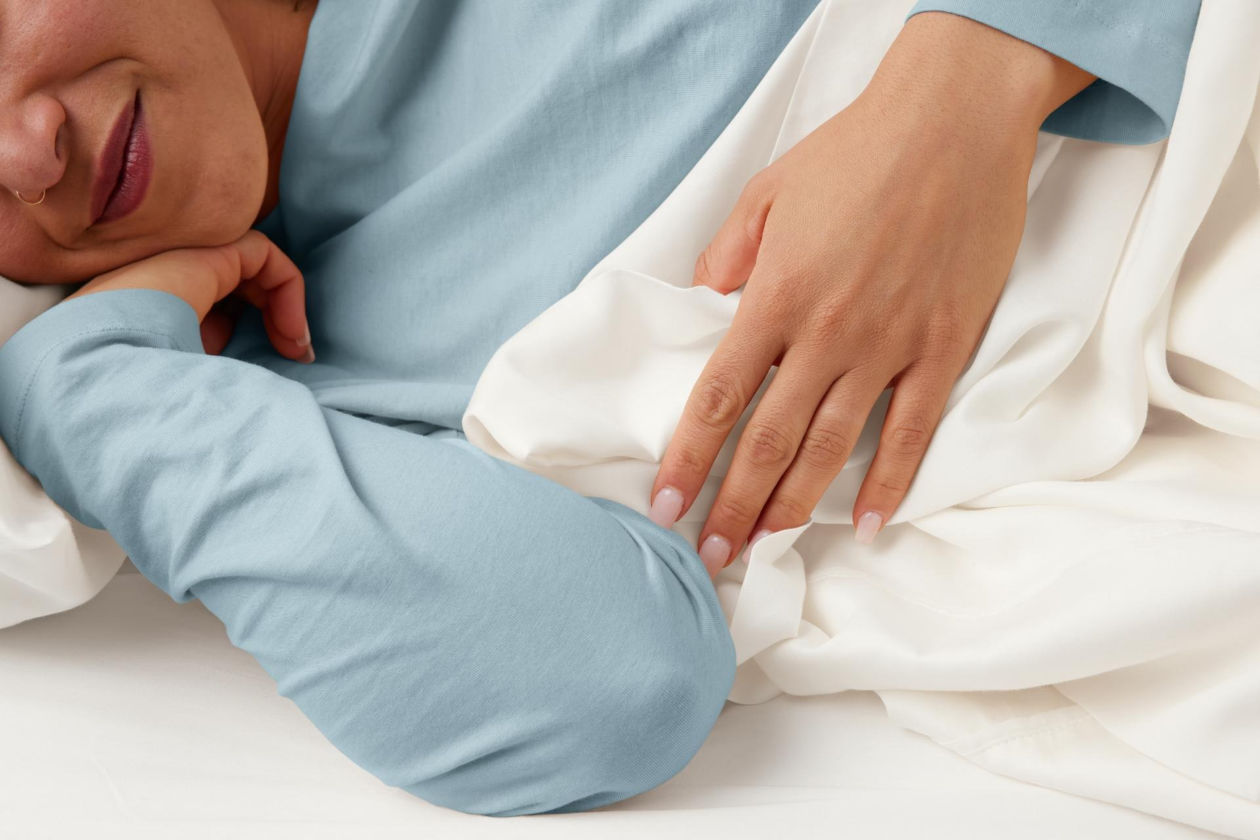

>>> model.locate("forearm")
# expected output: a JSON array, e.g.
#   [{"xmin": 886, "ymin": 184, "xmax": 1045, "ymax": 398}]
[
  {"xmin": 868, "ymin": 11, "xmax": 1097, "ymax": 145},
  {"xmin": 906, "ymin": 0, "xmax": 1203, "ymax": 144},
  {"xmin": 0, "ymin": 288, "xmax": 737, "ymax": 814},
  {"xmin": 0, "ymin": 289, "xmax": 324, "ymax": 599}
]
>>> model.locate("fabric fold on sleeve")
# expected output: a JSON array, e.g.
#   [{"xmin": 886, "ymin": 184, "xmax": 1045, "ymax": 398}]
[
  {"xmin": 0, "ymin": 288, "xmax": 204, "ymax": 530},
  {"xmin": 908, "ymin": 0, "xmax": 1203, "ymax": 144}
]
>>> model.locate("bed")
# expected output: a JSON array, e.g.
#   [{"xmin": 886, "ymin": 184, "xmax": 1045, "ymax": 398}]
[
  {"xmin": 4, "ymin": 1, "xmax": 1259, "ymax": 836},
  {"xmin": 0, "ymin": 561, "xmax": 1225, "ymax": 840}
]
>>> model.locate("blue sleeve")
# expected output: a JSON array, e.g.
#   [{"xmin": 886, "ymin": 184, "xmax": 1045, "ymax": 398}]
[
  {"xmin": 907, "ymin": 0, "xmax": 1203, "ymax": 144},
  {"xmin": 0, "ymin": 290, "xmax": 196, "ymax": 542},
  {"xmin": 0, "ymin": 288, "xmax": 307, "ymax": 589},
  {"xmin": 0, "ymin": 287, "xmax": 736, "ymax": 816}
]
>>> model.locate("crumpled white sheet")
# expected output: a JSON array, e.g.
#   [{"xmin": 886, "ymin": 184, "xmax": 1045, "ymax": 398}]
[
  {"xmin": 0, "ymin": 281, "xmax": 125, "ymax": 628},
  {"xmin": 463, "ymin": 0, "xmax": 1260, "ymax": 836}
]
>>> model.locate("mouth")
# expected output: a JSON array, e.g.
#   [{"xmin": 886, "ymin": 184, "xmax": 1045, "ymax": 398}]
[{"xmin": 92, "ymin": 91, "xmax": 153, "ymax": 227}]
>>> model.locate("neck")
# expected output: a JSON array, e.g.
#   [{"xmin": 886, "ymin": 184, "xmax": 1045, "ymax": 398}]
[{"xmin": 213, "ymin": 0, "xmax": 318, "ymax": 224}]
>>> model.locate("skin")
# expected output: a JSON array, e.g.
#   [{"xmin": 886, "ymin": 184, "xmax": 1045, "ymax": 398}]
[
  {"xmin": 650, "ymin": 12, "xmax": 1096, "ymax": 576},
  {"xmin": 1, "ymin": 2, "xmax": 1096, "ymax": 575},
  {"xmin": 0, "ymin": 0, "xmax": 315, "ymax": 356}
]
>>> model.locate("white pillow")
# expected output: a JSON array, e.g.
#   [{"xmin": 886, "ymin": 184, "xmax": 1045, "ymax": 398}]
[{"xmin": 0, "ymin": 278, "xmax": 127, "ymax": 628}]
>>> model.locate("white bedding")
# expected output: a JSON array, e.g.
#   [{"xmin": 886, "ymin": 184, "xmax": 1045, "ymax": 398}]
[
  {"xmin": 0, "ymin": 565, "xmax": 1222, "ymax": 840},
  {"xmin": 463, "ymin": 0, "xmax": 1260, "ymax": 836},
  {"xmin": 0, "ymin": 282, "xmax": 126, "ymax": 628},
  {"xmin": 3, "ymin": 0, "xmax": 1258, "ymax": 835}
]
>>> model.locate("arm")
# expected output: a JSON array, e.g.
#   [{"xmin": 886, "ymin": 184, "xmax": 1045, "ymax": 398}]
[
  {"xmin": 0, "ymin": 240, "xmax": 316, "ymax": 597},
  {"xmin": 650, "ymin": 11, "xmax": 1107, "ymax": 573},
  {"xmin": 909, "ymin": 0, "xmax": 1204, "ymax": 143},
  {"xmin": 651, "ymin": 2, "xmax": 1202, "ymax": 572},
  {"xmin": 0, "ymin": 240, "xmax": 736, "ymax": 815}
]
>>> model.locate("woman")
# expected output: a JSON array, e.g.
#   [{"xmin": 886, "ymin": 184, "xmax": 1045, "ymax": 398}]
[{"xmin": 0, "ymin": 0, "xmax": 1199, "ymax": 817}]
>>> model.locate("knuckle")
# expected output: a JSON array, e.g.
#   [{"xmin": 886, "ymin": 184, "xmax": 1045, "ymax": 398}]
[
  {"xmin": 201, "ymin": 246, "xmax": 237, "ymax": 273},
  {"xmin": 691, "ymin": 372, "xmax": 746, "ymax": 430},
  {"xmin": 666, "ymin": 444, "xmax": 710, "ymax": 483},
  {"xmin": 912, "ymin": 349, "xmax": 955, "ymax": 377},
  {"xmin": 200, "ymin": 248, "xmax": 242, "ymax": 290},
  {"xmin": 741, "ymin": 213, "xmax": 764, "ymax": 252},
  {"xmin": 813, "ymin": 300, "xmax": 848, "ymax": 335},
  {"xmin": 746, "ymin": 279, "xmax": 792, "ymax": 322},
  {"xmin": 710, "ymin": 494, "xmax": 761, "ymax": 528},
  {"xmin": 920, "ymin": 326, "xmax": 973, "ymax": 373},
  {"xmin": 798, "ymin": 424, "xmax": 853, "ymax": 469},
  {"xmin": 767, "ymin": 493, "xmax": 813, "ymax": 527},
  {"xmin": 872, "ymin": 473, "xmax": 912, "ymax": 497},
  {"xmin": 868, "ymin": 317, "xmax": 902, "ymax": 353},
  {"xmin": 694, "ymin": 245, "xmax": 716, "ymax": 285},
  {"xmin": 887, "ymin": 421, "xmax": 931, "ymax": 455},
  {"xmin": 743, "ymin": 422, "xmax": 795, "ymax": 469},
  {"xmin": 812, "ymin": 297, "xmax": 871, "ymax": 346},
  {"xmin": 928, "ymin": 301, "xmax": 970, "ymax": 344},
  {"xmin": 745, "ymin": 168, "xmax": 775, "ymax": 199}
]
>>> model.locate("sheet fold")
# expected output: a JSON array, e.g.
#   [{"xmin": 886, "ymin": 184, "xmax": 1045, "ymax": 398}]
[{"xmin": 464, "ymin": 1, "xmax": 1260, "ymax": 835}]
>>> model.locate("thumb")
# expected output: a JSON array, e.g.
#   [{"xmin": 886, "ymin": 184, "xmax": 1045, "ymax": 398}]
[{"xmin": 692, "ymin": 172, "xmax": 774, "ymax": 293}]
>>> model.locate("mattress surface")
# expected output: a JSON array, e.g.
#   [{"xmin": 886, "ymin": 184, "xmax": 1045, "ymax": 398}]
[{"xmin": 0, "ymin": 565, "xmax": 1223, "ymax": 840}]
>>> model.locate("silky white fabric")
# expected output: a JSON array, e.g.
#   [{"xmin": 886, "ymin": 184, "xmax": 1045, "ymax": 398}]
[
  {"xmin": 464, "ymin": 0, "xmax": 1260, "ymax": 836},
  {"xmin": 0, "ymin": 280, "xmax": 125, "ymax": 628},
  {"xmin": 1, "ymin": 0, "xmax": 1256, "ymax": 832}
]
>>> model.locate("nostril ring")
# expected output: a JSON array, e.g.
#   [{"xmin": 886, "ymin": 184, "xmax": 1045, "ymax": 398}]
[{"xmin": 13, "ymin": 188, "xmax": 47, "ymax": 206}]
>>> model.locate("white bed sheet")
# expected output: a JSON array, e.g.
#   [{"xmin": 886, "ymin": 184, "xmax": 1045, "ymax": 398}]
[
  {"xmin": 461, "ymin": 0, "xmax": 1260, "ymax": 834},
  {"xmin": 0, "ymin": 563, "xmax": 1224, "ymax": 840}
]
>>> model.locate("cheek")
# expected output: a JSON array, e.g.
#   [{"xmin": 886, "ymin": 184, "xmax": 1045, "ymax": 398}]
[
  {"xmin": 0, "ymin": 214, "xmax": 67, "ymax": 283},
  {"xmin": 151, "ymin": 79, "xmax": 270, "ymax": 247},
  {"xmin": 193, "ymin": 131, "xmax": 270, "ymax": 242},
  {"xmin": 0, "ymin": 221, "xmax": 139, "ymax": 285}
]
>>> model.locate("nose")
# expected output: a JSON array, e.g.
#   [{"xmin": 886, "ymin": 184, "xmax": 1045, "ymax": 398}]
[{"xmin": 0, "ymin": 92, "xmax": 68, "ymax": 198}]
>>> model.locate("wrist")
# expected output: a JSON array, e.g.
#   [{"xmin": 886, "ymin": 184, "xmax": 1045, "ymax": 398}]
[{"xmin": 862, "ymin": 11, "xmax": 1096, "ymax": 146}]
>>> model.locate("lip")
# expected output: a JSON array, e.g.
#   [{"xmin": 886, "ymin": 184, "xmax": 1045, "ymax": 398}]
[{"xmin": 91, "ymin": 91, "xmax": 152, "ymax": 226}]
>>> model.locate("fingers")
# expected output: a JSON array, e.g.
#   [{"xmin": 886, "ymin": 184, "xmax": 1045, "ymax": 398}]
[
  {"xmin": 692, "ymin": 342, "xmax": 837, "ymax": 574},
  {"xmin": 750, "ymin": 368, "xmax": 885, "ymax": 537},
  {"xmin": 851, "ymin": 360, "xmax": 957, "ymax": 544},
  {"xmin": 67, "ymin": 231, "xmax": 311, "ymax": 364},
  {"xmin": 199, "ymin": 296, "xmax": 247, "ymax": 355},
  {"xmin": 692, "ymin": 173, "xmax": 773, "ymax": 294},
  {"xmin": 221, "ymin": 229, "xmax": 280, "ymax": 285},
  {"xmin": 650, "ymin": 306, "xmax": 781, "ymax": 543},
  {"xmin": 222, "ymin": 231, "xmax": 313, "ymax": 363}
]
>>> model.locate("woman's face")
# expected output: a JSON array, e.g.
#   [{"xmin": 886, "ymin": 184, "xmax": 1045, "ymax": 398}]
[{"xmin": 0, "ymin": 0, "xmax": 269, "ymax": 284}]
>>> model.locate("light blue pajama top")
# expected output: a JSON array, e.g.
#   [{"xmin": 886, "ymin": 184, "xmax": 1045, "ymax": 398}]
[
  {"xmin": 0, "ymin": 0, "xmax": 1202, "ymax": 817},
  {"xmin": 4, "ymin": 0, "xmax": 1202, "ymax": 445}
]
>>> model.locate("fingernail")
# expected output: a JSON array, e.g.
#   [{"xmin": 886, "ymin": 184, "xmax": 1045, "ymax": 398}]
[
  {"xmin": 854, "ymin": 511, "xmax": 883, "ymax": 545},
  {"xmin": 699, "ymin": 534, "xmax": 731, "ymax": 575},
  {"xmin": 300, "ymin": 347, "xmax": 316, "ymax": 364},
  {"xmin": 297, "ymin": 327, "xmax": 312, "ymax": 348},
  {"xmin": 743, "ymin": 528, "xmax": 772, "ymax": 564},
  {"xmin": 648, "ymin": 486, "xmax": 684, "ymax": 529}
]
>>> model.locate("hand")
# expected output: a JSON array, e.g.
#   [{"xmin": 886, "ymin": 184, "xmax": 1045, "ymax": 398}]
[
  {"xmin": 648, "ymin": 12, "xmax": 1095, "ymax": 577},
  {"xmin": 67, "ymin": 230, "xmax": 313, "ymax": 363}
]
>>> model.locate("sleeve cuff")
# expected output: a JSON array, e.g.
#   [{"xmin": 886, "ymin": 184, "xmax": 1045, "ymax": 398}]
[
  {"xmin": 908, "ymin": 0, "xmax": 1202, "ymax": 145},
  {"xmin": 0, "ymin": 288, "xmax": 203, "ymax": 450}
]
